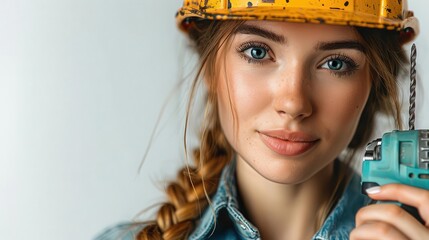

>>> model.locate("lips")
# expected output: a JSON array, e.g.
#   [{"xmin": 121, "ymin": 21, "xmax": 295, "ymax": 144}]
[{"xmin": 258, "ymin": 130, "xmax": 319, "ymax": 156}]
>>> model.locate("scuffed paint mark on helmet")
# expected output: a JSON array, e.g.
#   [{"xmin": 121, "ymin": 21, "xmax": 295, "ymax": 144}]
[
  {"xmin": 262, "ymin": 0, "xmax": 275, "ymax": 2},
  {"xmin": 315, "ymin": 17, "xmax": 325, "ymax": 23},
  {"xmin": 330, "ymin": 7, "xmax": 344, "ymax": 10}
]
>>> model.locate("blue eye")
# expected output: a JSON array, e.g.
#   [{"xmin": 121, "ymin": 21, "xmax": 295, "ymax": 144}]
[
  {"xmin": 327, "ymin": 59, "xmax": 344, "ymax": 71},
  {"xmin": 320, "ymin": 54, "xmax": 359, "ymax": 77},
  {"xmin": 247, "ymin": 47, "xmax": 267, "ymax": 60},
  {"xmin": 237, "ymin": 42, "xmax": 272, "ymax": 64}
]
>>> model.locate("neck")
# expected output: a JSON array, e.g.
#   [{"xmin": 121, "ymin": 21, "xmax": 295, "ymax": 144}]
[{"xmin": 236, "ymin": 158, "xmax": 336, "ymax": 240}]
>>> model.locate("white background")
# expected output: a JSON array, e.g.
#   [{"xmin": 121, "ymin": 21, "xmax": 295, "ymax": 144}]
[{"xmin": 0, "ymin": 1, "xmax": 428, "ymax": 239}]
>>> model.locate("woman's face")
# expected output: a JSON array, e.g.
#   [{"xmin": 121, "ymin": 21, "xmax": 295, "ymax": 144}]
[{"xmin": 216, "ymin": 21, "xmax": 371, "ymax": 184}]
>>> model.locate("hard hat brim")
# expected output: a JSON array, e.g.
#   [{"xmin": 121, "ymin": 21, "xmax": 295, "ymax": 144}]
[{"xmin": 177, "ymin": 7, "xmax": 405, "ymax": 32}]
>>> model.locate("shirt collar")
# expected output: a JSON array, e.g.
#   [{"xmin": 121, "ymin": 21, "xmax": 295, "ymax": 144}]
[
  {"xmin": 312, "ymin": 173, "xmax": 372, "ymax": 240},
  {"xmin": 189, "ymin": 159, "xmax": 260, "ymax": 239}
]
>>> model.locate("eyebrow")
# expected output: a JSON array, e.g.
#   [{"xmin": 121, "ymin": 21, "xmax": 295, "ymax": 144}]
[
  {"xmin": 234, "ymin": 24, "xmax": 365, "ymax": 53},
  {"xmin": 316, "ymin": 41, "xmax": 365, "ymax": 53},
  {"xmin": 234, "ymin": 24, "xmax": 286, "ymax": 44}
]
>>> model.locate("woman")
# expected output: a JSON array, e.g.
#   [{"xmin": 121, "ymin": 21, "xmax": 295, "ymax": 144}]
[{"xmin": 97, "ymin": 1, "xmax": 428, "ymax": 239}]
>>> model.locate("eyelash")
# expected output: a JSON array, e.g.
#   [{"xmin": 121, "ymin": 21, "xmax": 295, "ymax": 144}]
[
  {"xmin": 236, "ymin": 41, "xmax": 273, "ymax": 65},
  {"xmin": 321, "ymin": 54, "xmax": 359, "ymax": 77}
]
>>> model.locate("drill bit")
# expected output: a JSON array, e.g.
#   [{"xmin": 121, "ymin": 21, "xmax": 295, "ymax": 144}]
[{"xmin": 409, "ymin": 43, "xmax": 417, "ymax": 130}]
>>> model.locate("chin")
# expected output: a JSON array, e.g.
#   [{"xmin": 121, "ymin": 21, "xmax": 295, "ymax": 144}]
[{"xmin": 251, "ymin": 159, "xmax": 321, "ymax": 185}]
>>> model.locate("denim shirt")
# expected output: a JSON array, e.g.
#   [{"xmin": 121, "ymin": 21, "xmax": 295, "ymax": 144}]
[{"xmin": 95, "ymin": 162, "xmax": 371, "ymax": 240}]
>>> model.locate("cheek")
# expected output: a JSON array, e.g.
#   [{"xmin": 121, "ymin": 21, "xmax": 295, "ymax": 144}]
[
  {"xmin": 317, "ymin": 74, "xmax": 371, "ymax": 138},
  {"xmin": 217, "ymin": 64, "xmax": 272, "ymax": 131},
  {"xmin": 328, "ymin": 87, "xmax": 367, "ymax": 118}
]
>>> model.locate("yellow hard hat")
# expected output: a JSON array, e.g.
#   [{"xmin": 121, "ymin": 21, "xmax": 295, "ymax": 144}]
[{"xmin": 176, "ymin": 0, "xmax": 418, "ymax": 42}]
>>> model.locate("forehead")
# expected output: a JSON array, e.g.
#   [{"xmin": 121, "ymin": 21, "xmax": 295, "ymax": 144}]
[{"xmin": 236, "ymin": 20, "xmax": 360, "ymax": 41}]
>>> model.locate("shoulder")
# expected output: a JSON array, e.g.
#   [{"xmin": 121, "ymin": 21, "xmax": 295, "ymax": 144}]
[{"xmin": 94, "ymin": 222, "xmax": 145, "ymax": 240}]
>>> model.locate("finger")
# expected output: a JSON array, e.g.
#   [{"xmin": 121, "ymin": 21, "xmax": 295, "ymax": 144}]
[
  {"xmin": 351, "ymin": 220, "xmax": 410, "ymax": 240},
  {"xmin": 365, "ymin": 184, "xmax": 429, "ymax": 226},
  {"xmin": 356, "ymin": 204, "xmax": 428, "ymax": 239}
]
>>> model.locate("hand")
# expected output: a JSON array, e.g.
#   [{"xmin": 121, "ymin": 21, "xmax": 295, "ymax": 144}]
[{"xmin": 350, "ymin": 184, "xmax": 429, "ymax": 240}]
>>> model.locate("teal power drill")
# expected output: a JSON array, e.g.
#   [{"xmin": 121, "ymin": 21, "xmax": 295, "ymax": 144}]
[{"xmin": 361, "ymin": 44, "xmax": 429, "ymax": 223}]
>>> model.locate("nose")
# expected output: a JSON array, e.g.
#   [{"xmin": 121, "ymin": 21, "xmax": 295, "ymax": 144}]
[{"xmin": 273, "ymin": 67, "xmax": 313, "ymax": 120}]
